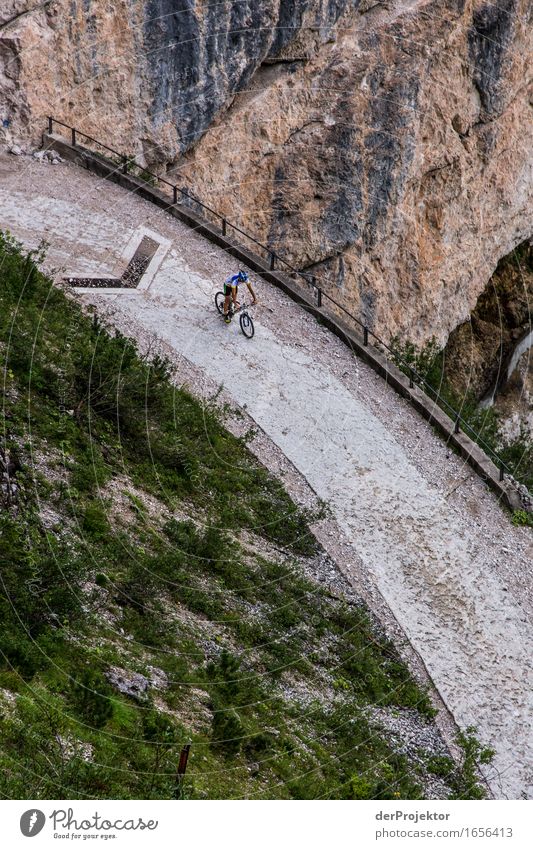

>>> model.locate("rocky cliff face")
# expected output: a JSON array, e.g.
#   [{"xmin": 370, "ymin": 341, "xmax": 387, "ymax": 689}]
[
  {"xmin": 1, "ymin": 0, "xmax": 533, "ymax": 351},
  {"xmin": 0, "ymin": 1, "xmax": 355, "ymax": 156}
]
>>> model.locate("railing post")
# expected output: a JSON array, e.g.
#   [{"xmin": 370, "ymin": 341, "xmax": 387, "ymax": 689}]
[
  {"xmin": 71, "ymin": 127, "xmax": 76, "ymax": 147},
  {"xmin": 173, "ymin": 185, "xmax": 178, "ymax": 204},
  {"xmin": 499, "ymin": 463, "xmax": 504, "ymax": 482},
  {"xmin": 317, "ymin": 288, "xmax": 322, "ymax": 308},
  {"xmin": 48, "ymin": 116, "xmax": 53, "ymax": 135},
  {"xmin": 454, "ymin": 416, "xmax": 460, "ymax": 434},
  {"xmin": 222, "ymin": 218, "xmax": 227, "ymax": 237},
  {"xmin": 270, "ymin": 252, "xmax": 276, "ymax": 271},
  {"xmin": 122, "ymin": 156, "xmax": 128, "ymax": 175},
  {"xmin": 175, "ymin": 744, "xmax": 191, "ymax": 800},
  {"xmin": 409, "ymin": 368, "xmax": 414, "ymax": 388},
  {"xmin": 363, "ymin": 326, "xmax": 369, "ymax": 346}
]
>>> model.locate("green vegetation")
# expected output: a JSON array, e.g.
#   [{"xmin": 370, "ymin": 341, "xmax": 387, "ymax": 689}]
[
  {"xmin": 390, "ymin": 336, "xmax": 533, "ymax": 491},
  {"xmin": 511, "ymin": 510, "xmax": 533, "ymax": 528},
  {"xmin": 0, "ymin": 231, "xmax": 489, "ymax": 799}
]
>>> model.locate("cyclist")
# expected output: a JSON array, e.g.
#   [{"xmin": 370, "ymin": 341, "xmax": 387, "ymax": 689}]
[{"xmin": 223, "ymin": 270, "xmax": 257, "ymax": 323}]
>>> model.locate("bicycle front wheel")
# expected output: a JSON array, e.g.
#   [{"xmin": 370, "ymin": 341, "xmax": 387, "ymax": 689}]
[
  {"xmin": 240, "ymin": 312, "xmax": 254, "ymax": 339},
  {"xmin": 215, "ymin": 291, "xmax": 225, "ymax": 315}
]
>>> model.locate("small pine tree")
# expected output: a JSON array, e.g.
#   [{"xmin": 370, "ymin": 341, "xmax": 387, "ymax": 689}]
[
  {"xmin": 211, "ymin": 706, "xmax": 244, "ymax": 755},
  {"xmin": 71, "ymin": 668, "xmax": 113, "ymax": 728}
]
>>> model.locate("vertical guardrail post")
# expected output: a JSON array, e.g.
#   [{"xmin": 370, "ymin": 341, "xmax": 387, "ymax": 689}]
[
  {"xmin": 317, "ymin": 288, "xmax": 322, "ymax": 308},
  {"xmin": 499, "ymin": 463, "xmax": 504, "ymax": 482},
  {"xmin": 173, "ymin": 186, "xmax": 178, "ymax": 204},
  {"xmin": 175, "ymin": 744, "xmax": 191, "ymax": 800},
  {"xmin": 48, "ymin": 116, "xmax": 53, "ymax": 135},
  {"xmin": 71, "ymin": 127, "xmax": 76, "ymax": 147},
  {"xmin": 454, "ymin": 416, "xmax": 460, "ymax": 434},
  {"xmin": 363, "ymin": 327, "xmax": 369, "ymax": 346},
  {"xmin": 122, "ymin": 156, "xmax": 128, "ymax": 175},
  {"xmin": 270, "ymin": 252, "xmax": 276, "ymax": 271},
  {"xmin": 222, "ymin": 219, "xmax": 227, "ymax": 237},
  {"xmin": 409, "ymin": 368, "xmax": 414, "ymax": 388}
]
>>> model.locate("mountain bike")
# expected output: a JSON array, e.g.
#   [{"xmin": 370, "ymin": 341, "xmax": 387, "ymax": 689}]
[{"xmin": 215, "ymin": 291, "xmax": 255, "ymax": 339}]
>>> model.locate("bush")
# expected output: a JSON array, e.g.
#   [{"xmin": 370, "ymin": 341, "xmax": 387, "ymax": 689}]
[
  {"xmin": 427, "ymin": 754, "xmax": 455, "ymax": 778},
  {"xmin": 390, "ymin": 338, "xmax": 533, "ymax": 492},
  {"xmin": 207, "ymin": 650, "xmax": 242, "ymax": 701},
  {"xmin": 0, "ymin": 633, "xmax": 42, "ymax": 680},
  {"xmin": 0, "ymin": 515, "xmax": 84, "ymax": 638},
  {"xmin": 390, "ymin": 335, "xmax": 443, "ymax": 389},
  {"xmin": 349, "ymin": 774, "xmax": 375, "ymax": 799},
  {"xmin": 82, "ymin": 502, "xmax": 110, "ymax": 539},
  {"xmin": 511, "ymin": 510, "xmax": 533, "ymax": 527},
  {"xmin": 211, "ymin": 707, "xmax": 244, "ymax": 755},
  {"xmin": 71, "ymin": 668, "xmax": 114, "ymax": 729},
  {"xmin": 451, "ymin": 727, "xmax": 494, "ymax": 800}
]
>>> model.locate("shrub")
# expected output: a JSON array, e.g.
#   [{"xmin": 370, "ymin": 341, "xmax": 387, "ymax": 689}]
[
  {"xmin": 427, "ymin": 754, "xmax": 455, "ymax": 778},
  {"xmin": 207, "ymin": 650, "xmax": 241, "ymax": 701},
  {"xmin": 0, "ymin": 515, "xmax": 84, "ymax": 638},
  {"xmin": 71, "ymin": 667, "xmax": 114, "ymax": 729},
  {"xmin": 82, "ymin": 502, "xmax": 110, "ymax": 539},
  {"xmin": 511, "ymin": 509, "xmax": 533, "ymax": 527},
  {"xmin": 349, "ymin": 774, "xmax": 375, "ymax": 799},
  {"xmin": 211, "ymin": 707, "xmax": 244, "ymax": 755},
  {"xmin": 390, "ymin": 337, "xmax": 533, "ymax": 492},
  {"xmin": 451, "ymin": 727, "xmax": 494, "ymax": 800},
  {"xmin": 0, "ymin": 633, "xmax": 42, "ymax": 680}
]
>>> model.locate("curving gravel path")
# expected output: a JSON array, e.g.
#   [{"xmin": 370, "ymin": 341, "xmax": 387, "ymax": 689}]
[{"xmin": 1, "ymin": 155, "xmax": 532, "ymax": 799}]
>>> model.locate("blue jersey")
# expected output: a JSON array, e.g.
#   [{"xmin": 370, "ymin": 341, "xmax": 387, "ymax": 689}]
[{"xmin": 225, "ymin": 274, "xmax": 246, "ymax": 288}]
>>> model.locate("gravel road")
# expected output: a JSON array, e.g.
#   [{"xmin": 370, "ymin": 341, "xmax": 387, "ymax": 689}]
[{"xmin": 1, "ymin": 155, "xmax": 531, "ymax": 799}]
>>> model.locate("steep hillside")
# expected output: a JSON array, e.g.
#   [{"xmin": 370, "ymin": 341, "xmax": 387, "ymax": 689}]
[{"xmin": 0, "ymin": 231, "xmax": 489, "ymax": 800}]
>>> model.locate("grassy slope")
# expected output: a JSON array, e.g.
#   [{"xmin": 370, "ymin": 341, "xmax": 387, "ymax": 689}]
[{"xmin": 0, "ymin": 232, "xmax": 490, "ymax": 799}]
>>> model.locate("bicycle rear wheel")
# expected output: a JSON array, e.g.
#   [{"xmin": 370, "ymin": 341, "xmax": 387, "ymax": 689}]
[
  {"xmin": 240, "ymin": 312, "xmax": 254, "ymax": 339},
  {"xmin": 215, "ymin": 291, "xmax": 225, "ymax": 315}
]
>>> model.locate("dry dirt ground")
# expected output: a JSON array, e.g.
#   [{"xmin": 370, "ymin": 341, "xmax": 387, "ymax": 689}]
[{"xmin": 1, "ymin": 153, "xmax": 532, "ymax": 799}]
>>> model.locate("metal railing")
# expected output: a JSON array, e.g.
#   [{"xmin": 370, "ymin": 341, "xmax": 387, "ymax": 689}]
[{"xmin": 46, "ymin": 117, "xmax": 528, "ymax": 489}]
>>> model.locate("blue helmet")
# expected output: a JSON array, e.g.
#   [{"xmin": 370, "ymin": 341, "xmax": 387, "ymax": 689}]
[{"xmin": 238, "ymin": 270, "xmax": 249, "ymax": 282}]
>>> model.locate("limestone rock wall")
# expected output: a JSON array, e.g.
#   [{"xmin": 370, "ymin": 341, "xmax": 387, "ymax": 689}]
[
  {"xmin": 0, "ymin": 1, "xmax": 354, "ymax": 155},
  {"xmin": 1, "ymin": 0, "xmax": 532, "ymax": 348},
  {"xmin": 175, "ymin": 0, "xmax": 533, "ymax": 345}
]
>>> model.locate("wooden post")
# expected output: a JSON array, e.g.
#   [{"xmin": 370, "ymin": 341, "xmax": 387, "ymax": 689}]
[{"xmin": 175, "ymin": 744, "xmax": 191, "ymax": 799}]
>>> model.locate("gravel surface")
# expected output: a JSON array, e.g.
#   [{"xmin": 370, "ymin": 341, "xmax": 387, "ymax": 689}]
[{"xmin": 1, "ymin": 154, "xmax": 532, "ymax": 799}]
